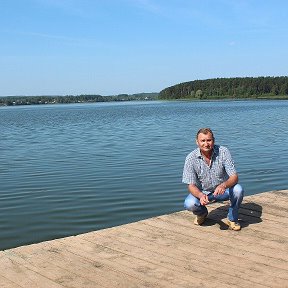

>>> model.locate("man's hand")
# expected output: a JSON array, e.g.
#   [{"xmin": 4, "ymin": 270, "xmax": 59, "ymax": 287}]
[
  {"xmin": 200, "ymin": 194, "xmax": 209, "ymax": 206},
  {"xmin": 213, "ymin": 174, "xmax": 238, "ymax": 196},
  {"xmin": 213, "ymin": 183, "xmax": 226, "ymax": 196}
]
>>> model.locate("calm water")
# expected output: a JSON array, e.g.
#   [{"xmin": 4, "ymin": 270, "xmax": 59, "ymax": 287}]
[{"xmin": 0, "ymin": 100, "xmax": 287, "ymax": 250}]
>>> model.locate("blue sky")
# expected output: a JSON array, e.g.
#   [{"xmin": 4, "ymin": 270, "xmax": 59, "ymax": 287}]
[{"xmin": 1, "ymin": 0, "xmax": 288, "ymax": 96}]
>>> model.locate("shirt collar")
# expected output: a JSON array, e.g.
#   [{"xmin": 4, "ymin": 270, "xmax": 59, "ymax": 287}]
[{"xmin": 196, "ymin": 145, "xmax": 218, "ymax": 159}]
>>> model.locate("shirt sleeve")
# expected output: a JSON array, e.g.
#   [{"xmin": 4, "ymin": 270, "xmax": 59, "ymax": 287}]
[
  {"xmin": 222, "ymin": 147, "xmax": 237, "ymax": 176},
  {"xmin": 182, "ymin": 153, "xmax": 197, "ymax": 184}
]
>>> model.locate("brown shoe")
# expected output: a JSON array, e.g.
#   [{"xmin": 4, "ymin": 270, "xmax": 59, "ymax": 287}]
[
  {"xmin": 225, "ymin": 219, "xmax": 241, "ymax": 231},
  {"xmin": 194, "ymin": 212, "xmax": 208, "ymax": 225}
]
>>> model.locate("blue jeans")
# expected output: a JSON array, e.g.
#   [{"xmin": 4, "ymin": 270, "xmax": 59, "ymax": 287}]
[{"xmin": 184, "ymin": 184, "xmax": 244, "ymax": 222}]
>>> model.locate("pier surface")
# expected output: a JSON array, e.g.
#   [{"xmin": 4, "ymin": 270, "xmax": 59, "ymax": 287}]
[{"xmin": 0, "ymin": 190, "xmax": 287, "ymax": 288}]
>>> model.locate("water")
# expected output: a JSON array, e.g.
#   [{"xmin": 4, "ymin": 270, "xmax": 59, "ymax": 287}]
[{"xmin": 0, "ymin": 100, "xmax": 287, "ymax": 250}]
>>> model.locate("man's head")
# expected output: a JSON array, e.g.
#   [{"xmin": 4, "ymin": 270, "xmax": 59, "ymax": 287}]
[{"xmin": 196, "ymin": 128, "xmax": 215, "ymax": 155}]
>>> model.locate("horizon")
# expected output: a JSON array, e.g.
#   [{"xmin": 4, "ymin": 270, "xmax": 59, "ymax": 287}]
[{"xmin": 0, "ymin": 91, "xmax": 159, "ymax": 97}]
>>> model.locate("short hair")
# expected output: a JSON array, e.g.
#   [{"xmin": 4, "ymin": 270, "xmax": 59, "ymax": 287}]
[{"xmin": 196, "ymin": 128, "xmax": 215, "ymax": 140}]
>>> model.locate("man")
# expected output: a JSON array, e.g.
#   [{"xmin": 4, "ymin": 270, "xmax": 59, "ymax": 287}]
[{"xmin": 182, "ymin": 128, "xmax": 244, "ymax": 230}]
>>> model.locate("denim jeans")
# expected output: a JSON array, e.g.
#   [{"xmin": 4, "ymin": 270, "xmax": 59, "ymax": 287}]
[{"xmin": 184, "ymin": 184, "xmax": 244, "ymax": 222}]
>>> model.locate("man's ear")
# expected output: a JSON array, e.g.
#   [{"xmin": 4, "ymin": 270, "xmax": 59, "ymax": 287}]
[{"xmin": 195, "ymin": 139, "xmax": 198, "ymax": 146}]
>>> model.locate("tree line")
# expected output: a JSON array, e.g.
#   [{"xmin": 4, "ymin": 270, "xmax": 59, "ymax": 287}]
[
  {"xmin": 0, "ymin": 93, "xmax": 159, "ymax": 106},
  {"xmin": 159, "ymin": 76, "xmax": 288, "ymax": 100}
]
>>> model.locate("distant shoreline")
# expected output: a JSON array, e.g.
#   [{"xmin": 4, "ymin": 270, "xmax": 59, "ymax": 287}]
[
  {"xmin": 0, "ymin": 93, "xmax": 159, "ymax": 106},
  {"xmin": 0, "ymin": 92, "xmax": 288, "ymax": 107},
  {"xmin": 1, "ymin": 95, "xmax": 288, "ymax": 107}
]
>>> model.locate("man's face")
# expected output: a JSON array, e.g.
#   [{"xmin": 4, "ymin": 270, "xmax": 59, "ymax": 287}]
[{"xmin": 196, "ymin": 132, "xmax": 214, "ymax": 154}]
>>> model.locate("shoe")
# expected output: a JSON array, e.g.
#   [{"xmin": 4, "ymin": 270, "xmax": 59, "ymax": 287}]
[
  {"xmin": 194, "ymin": 212, "xmax": 208, "ymax": 225},
  {"xmin": 226, "ymin": 219, "xmax": 241, "ymax": 231}
]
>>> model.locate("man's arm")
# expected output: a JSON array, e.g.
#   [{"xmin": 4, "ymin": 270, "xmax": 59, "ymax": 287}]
[
  {"xmin": 214, "ymin": 174, "xmax": 238, "ymax": 196},
  {"xmin": 188, "ymin": 183, "xmax": 209, "ymax": 205}
]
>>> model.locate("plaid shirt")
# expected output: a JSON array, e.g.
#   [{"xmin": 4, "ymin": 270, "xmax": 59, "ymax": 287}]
[{"xmin": 182, "ymin": 145, "xmax": 237, "ymax": 192}]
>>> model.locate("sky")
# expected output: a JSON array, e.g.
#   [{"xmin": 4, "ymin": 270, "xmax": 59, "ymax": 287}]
[{"xmin": 1, "ymin": 0, "xmax": 288, "ymax": 96}]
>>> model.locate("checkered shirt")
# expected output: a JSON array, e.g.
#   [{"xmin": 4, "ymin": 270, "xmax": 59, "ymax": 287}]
[{"xmin": 182, "ymin": 145, "xmax": 237, "ymax": 192}]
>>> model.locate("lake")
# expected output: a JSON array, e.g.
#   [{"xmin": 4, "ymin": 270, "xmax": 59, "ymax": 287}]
[{"xmin": 0, "ymin": 100, "xmax": 287, "ymax": 250}]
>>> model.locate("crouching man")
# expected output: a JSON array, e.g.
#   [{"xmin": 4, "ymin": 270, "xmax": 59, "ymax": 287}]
[{"xmin": 182, "ymin": 128, "xmax": 244, "ymax": 230}]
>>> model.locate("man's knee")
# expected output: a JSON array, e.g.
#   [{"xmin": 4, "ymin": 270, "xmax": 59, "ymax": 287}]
[
  {"xmin": 184, "ymin": 194, "xmax": 198, "ymax": 212},
  {"xmin": 232, "ymin": 184, "xmax": 244, "ymax": 199}
]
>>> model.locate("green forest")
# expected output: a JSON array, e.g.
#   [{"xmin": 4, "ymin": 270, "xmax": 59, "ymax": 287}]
[
  {"xmin": 159, "ymin": 76, "xmax": 288, "ymax": 100},
  {"xmin": 0, "ymin": 93, "xmax": 158, "ymax": 106}
]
